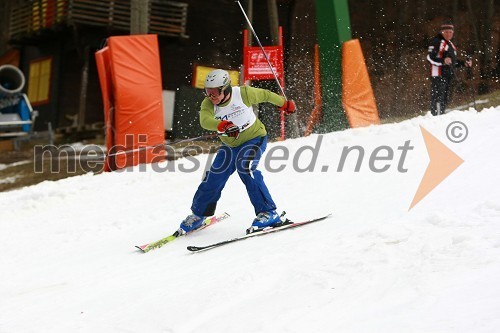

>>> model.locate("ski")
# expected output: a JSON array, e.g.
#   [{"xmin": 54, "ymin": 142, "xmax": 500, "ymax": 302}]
[
  {"xmin": 187, "ymin": 213, "xmax": 332, "ymax": 252},
  {"xmin": 135, "ymin": 212, "xmax": 230, "ymax": 253}
]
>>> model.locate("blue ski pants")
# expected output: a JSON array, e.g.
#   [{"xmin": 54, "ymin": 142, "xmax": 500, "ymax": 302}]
[{"xmin": 191, "ymin": 136, "xmax": 276, "ymax": 217}]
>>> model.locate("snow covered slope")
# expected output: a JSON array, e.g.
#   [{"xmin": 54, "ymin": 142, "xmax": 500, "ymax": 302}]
[{"xmin": 1, "ymin": 108, "xmax": 500, "ymax": 332}]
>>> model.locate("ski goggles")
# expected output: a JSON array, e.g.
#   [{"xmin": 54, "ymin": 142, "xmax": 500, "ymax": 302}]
[{"xmin": 204, "ymin": 85, "xmax": 228, "ymax": 99}]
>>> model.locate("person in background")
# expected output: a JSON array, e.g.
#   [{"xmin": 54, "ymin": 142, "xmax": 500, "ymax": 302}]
[
  {"xmin": 178, "ymin": 69, "xmax": 296, "ymax": 234},
  {"xmin": 426, "ymin": 20, "xmax": 472, "ymax": 116}
]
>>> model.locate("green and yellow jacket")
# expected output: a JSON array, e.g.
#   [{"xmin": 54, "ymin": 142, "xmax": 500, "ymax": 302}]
[{"xmin": 199, "ymin": 86, "xmax": 285, "ymax": 147}]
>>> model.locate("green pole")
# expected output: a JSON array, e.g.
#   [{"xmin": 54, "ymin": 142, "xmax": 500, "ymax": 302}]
[{"xmin": 315, "ymin": 0, "xmax": 352, "ymax": 132}]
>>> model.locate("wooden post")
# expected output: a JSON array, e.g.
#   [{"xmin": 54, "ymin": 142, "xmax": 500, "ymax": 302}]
[
  {"xmin": 246, "ymin": 0, "xmax": 253, "ymax": 46},
  {"xmin": 78, "ymin": 45, "xmax": 90, "ymax": 131},
  {"xmin": 131, "ymin": 0, "xmax": 149, "ymax": 34},
  {"xmin": 267, "ymin": 0, "xmax": 279, "ymax": 45},
  {"xmin": 0, "ymin": 1, "xmax": 10, "ymax": 55}
]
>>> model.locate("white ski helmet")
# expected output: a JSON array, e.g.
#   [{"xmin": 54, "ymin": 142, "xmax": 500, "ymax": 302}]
[
  {"xmin": 204, "ymin": 69, "xmax": 233, "ymax": 102},
  {"xmin": 204, "ymin": 69, "xmax": 231, "ymax": 89}
]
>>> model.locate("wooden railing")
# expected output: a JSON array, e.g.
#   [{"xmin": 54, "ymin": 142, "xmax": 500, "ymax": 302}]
[
  {"xmin": 149, "ymin": 0, "xmax": 188, "ymax": 37},
  {"xmin": 69, "ymin": 0, "xmax": 131, "ymax": 30},
  {"xmin": 9, "ymin": 0, "xmax": 189, "ymax": 39}
]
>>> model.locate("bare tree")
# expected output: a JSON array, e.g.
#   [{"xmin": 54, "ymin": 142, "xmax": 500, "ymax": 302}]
[{"xmin": 479, "ymin": 0, "xmax": 495, "ymax": 92}]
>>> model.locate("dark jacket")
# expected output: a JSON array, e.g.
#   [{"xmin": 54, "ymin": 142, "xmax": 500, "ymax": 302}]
[{"xmin": 427, "ymin": 33, "xmax": 466, "ymax": 78}]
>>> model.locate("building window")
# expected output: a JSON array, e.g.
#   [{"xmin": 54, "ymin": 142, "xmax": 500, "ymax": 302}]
[{"xmin": 28, "ymin": 57, "xmax": 52, "ymax": 105}]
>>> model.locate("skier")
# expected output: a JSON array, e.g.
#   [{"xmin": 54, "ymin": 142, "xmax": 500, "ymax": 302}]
[
  {"xmin": 426, "ymin": 20, "xmax": 472, "ymax": 116},
  {"xmin": 178, "ymin": 69, "xmax": 296, "ymax": 234}
]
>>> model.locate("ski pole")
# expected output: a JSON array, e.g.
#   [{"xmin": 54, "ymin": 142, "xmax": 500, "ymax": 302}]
[
  {"xmin": 236, "ymin": 0, "xmax": 288, "ymax": 101},
  {"xmin": 106, "ymin": 133, "xmax": 218, "ymax": 158}
]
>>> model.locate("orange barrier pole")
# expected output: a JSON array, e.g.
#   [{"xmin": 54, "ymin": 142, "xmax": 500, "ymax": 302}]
[
  {"xmin": 95, "ymin": 47, "xmax": 115, "ymax": 171},
  {"xmin": 305, "ymin": 44, "xmax": 322, "ymax": 136},
  {"xmin": 341, "ymin": 39, "xmax": 379, "ymax": 128}
]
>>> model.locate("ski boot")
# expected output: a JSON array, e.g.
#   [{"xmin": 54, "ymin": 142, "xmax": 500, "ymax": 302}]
[
  {"xmin": 179, "ymin": 213, "xmax": 205, "ymax": 235},
  {"xmin": 246, "ymin": 210, "xmax": 283, "ymax": 234}
]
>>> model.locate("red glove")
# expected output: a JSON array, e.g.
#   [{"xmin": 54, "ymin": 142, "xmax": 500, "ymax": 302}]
[
  {"xmin": 217, "ymin": 120, "xmax": 240, "ymax": 138},
  {"xmin": 278, "ymin": 100, "xmax": 296, "ymax": 115}
]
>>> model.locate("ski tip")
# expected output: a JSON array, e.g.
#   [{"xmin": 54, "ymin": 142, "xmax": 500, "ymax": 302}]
[
  {"xmin": 312, "ymin": 213, "xmax": 333, "ymax": 222},
  {"xmin": 187, "ymin": 246, "xmax": 202, "ymax": 252},
  {"xmin": 135, "ymin": 244, "xmax": 149, "ymax": 253}
]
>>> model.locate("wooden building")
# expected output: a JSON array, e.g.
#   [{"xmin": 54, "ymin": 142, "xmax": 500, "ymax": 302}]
[{"xmin": 0, "ymin": 0, "xmax": 302, "ymax": 139}]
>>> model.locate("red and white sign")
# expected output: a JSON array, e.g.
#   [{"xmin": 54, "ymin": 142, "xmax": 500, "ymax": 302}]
[
  {"xmin": 244, "ymin": 46, "xmax": 283, "ymax": 81},
  {"xmin": 242, "ymin": 27, "xmax": 287, "ymax": 140}
]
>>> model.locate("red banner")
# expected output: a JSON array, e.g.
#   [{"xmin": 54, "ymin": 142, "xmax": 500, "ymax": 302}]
[
  {"xmin": 243, "ymin": 46, "xmax": 283, "ymax": 81},
  {"xmin": 242, "ymin": 27, "xmax": 286, "ymax": 140}
]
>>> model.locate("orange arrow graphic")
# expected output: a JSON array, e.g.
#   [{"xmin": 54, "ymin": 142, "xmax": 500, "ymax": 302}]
[{"xmin": 409, "ymin": 126, "xmax": 464, "ymax": 210}]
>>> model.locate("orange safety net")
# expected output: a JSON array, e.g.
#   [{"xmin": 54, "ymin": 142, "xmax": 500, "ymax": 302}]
[
  {"xmin": 342, "ymin": 39, "xmax": 380, "ymax": 128},
  {"xmin": 96, "ymin": 35, "xmax": 165, "ymax": 170}
]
